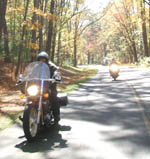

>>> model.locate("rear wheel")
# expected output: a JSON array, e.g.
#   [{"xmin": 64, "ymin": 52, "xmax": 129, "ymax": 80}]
[
  {"xmin": 23, "ymin": 107, "xmax": 38, "ymax": 142},
  {"xmin": 113, "ymin": 77, "xmax": 117, "ymax": 81},
  {"xmin": 111, "ymin": 73, "xmax": 118, "ymax": 81}
]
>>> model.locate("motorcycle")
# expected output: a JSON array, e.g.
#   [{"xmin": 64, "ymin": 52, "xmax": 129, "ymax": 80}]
[
  {"xmin": 17, "ymin": 61, "xmax": 68, "ymax": 142},
  {"xmin": 109, "ymin": 63, "xmax": 120, "ymax": 81}
]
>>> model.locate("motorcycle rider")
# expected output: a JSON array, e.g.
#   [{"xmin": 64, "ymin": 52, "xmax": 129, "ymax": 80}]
[
  {"xmin": 109, "ymin": 58, "xmax": 117, "ymax": 66},
  {"xmin": 37, "ymin": 51, "xmax": 60, "ymax": 125}
]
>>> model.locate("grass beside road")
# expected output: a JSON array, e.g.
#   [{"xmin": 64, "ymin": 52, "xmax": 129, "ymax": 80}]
[
  {"xmin": 0, "ymin": 66, "xmax": 98, "ymax": 130},
  {"xmin": 59, "ymin": 66, "xmax": 98, "ymax": 93},
  {"xmin": 0, "ymin": 112, "xmax": 22, "ymax": 131}
]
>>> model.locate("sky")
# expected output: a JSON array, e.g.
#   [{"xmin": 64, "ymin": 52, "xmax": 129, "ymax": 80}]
[{"xmin": 85, "ymin": 0, "xmax": 112, "ymax": 13}]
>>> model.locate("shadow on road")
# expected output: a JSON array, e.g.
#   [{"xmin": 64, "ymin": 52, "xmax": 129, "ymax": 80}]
[
  {"xmin": 15, "ymin": 125, "xmax": 71, "ymax": 153},
  {"xmin": 14, "ymin": 67, "xmax": 150, "ymax": 157},
  {"xmin": 62, "ymin": 68, "xmax": 150, "ymax": 150}
]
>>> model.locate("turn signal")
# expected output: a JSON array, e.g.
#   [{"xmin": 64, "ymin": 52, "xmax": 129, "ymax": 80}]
[
  {"xmin": 44, "ymin": 93, "xmax": 49, "ymax": 98},
  {"xmin": 20, "ymin": 94, "xmax": 25, "ymax": 99}
]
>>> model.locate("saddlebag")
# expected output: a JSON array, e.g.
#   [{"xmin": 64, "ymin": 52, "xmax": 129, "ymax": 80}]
[{"xmin": 57, "ymin": 93, "xmax": 68, "ymax": 107}]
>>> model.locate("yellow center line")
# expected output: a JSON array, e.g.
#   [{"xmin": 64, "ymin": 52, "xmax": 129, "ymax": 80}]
[{"xmin": 126, "ymin": 82, "xmax": 150, "ymax": 136}]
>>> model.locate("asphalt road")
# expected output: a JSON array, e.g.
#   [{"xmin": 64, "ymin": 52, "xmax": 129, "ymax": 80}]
[{"xmin": 0, "ymin": 65, "xmax": 150, "ymax": 159}]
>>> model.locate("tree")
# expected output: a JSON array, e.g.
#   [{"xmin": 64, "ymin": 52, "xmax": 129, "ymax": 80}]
[
  {"xmin": 0, "ymin": 0, "xmax": 10, "ymax": 62},
  {"xmin": 46, "ymin": 0, "xmax": 55, "ymax": 57},
  {"xmin": 30, "ymin": 0, "xmax": 40, "ymax": 61},
  {"xmin": 140, "ymin": 0, "xmax": 149, "ymax": 56},
  {"xmin": 15, "ymin": 0, "xmax": 30, "ymax": 77}
]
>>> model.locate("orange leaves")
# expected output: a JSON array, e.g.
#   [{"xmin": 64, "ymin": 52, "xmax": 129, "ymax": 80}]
[
  {"xmin": 7, "ymin": 7, "xmax": 25, "ymax": 14},
  {"xmin": 31, "ymin": 53, "xmax": 37, "ymax": 57},
  {"xmin": 46, "ymin": 13, "xmax": 57, "ymax": 21},
  {"xmin": 22, "ymin": 20, "xmax": 42, "ymax": 30},
  {"xmin": 31, "ymin": 7, "xmax": 44, "ymax": 16},
  {"xmin": 30, "ymin": 6, "xmax": 56, "ymax": 21},
  {"xmin": 31, "ymin": 21, "xmax": 42, "ymax": 30},
  {"xmin": 7, "ymin": 5, "xmax": 56, "ymax": 22},
  {"xmin": 28, "ymin": 42, "xmax": 39, "ymax": 50},
  {"xmin": 33, "ymin": 8, "xmax": 43, "ymax": 16},
  {"xmin": 22, "ymin": 20, "xmax": 31, "ymax": 27}
]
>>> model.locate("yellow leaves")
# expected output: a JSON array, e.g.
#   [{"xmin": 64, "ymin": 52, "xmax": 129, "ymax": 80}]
[
  {"xmin": 35, "ymin": 9, "xmax": 43, "ymax": 16},
  {"xmin": 47, "ymin": 13, "xmax": 57, "ymax": 21},
  {"xmin": 76, "ymin": 0, "xmax": 85, "ymax": 4},
  {"xmin": 31, "ymin": 53, "xmax": 37, "ymax": 57},
  {"xmin": 28, "ymin": 42, "xmax": 39, "ymax": 50},
  {"xmin": 31, "ymin": 21, "xmax": 42, "ymax": 30},
  {"xmin": 31, "ymin": 7, "xmax": 44, "ymax": 16},
  {"xmin": 31, "ymin": 25, "xmax": 36, "ymax": 30},
  {"xmin": 30, "ymin": 7, "xmax": 56, "ymax": 21},
  {"xmin": 41, "ymin": 13, "xmax": 56, "ymax": 21},
  {"xmin": 7, "ymin": 7, "xmax": 25, "ymax": 14},
  {"xmin": 22, "ymin": 20, "xmax": 31, "ymax": 27},
  {"xmin": 22, "ymin": 20, "xmax": 42, "ymax": 30}
]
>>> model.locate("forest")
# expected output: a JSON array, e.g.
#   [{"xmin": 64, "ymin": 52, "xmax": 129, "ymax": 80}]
[{"xmin": 0, "ymin": 0, "xmax": 150, "ymax": 79}]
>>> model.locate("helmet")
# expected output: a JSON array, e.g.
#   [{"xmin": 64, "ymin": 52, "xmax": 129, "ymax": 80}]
[{"xmin": 37, "ymin": 51, "xmax": 49, "ymax": 62}]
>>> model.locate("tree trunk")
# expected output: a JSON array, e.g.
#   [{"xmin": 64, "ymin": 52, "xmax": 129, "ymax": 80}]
[
  {"xmin": 0, "ymin": 0, "xmax": 11, "ymax": 62},
  {"xmin": 51, "ymin": 0, "xmax": 58, "ymax": 62},
  {"xmin": 46, "ymin": 0, "xmax": 55, "ymax": 56},
  {"xmin": 88, "ymin": 52, "xmax": 90, "ymax": 64},
  {"xmin": 103, "ymin": 43, "xmax": 107, "ymax": 57},
  {"xmin": 15, "ymin": 0, "xmax": 30, "ymax": 77},
  {"xmin": 3, "ymin": 18, "xmax": 10, "ymax": 62},
  {"xmin": 73, "ymin": 0, "xmax": 80, "ymax": 67},
  {"xmin": 0, "ymin": 0, "xmax": 6, "ymax": 40},
  {"xmin": 51, "ymin": 22, "xmax": 57, "ymax": 62},
  {"xmin": 31, "ymin": 0, "xmax": 39, "ymax": 61},
  {"xmin": 149, "ymin": 1, "xmax": 150, "ymax": 55},
  {"xmin": 56, "ymin": 0, "xmax": 64, "ymax": 65},
  {"xmin": 57, "ymin": 32, "xmax": 62, "ymax": 65},
  {"xmin": 141, "ymin": 0, "xmax": 149, "ymax": 57},
  {"xmin": 128, "ymin": 47, "xmax": 133, "ymax": 63},
  {"xmin": 39, "ymin": 1, "xmax": 43, "ymax": 52},
  {"xmin": 132, "ymin": 40, "xmax": 138, "ymax": 63},
  {"xmin": 73, "ymin": 24, "xmax": 78, "ymax": 67},
  {"xmin": 39, "ymin": 0, "xmax": 48, "ymax": 51}
]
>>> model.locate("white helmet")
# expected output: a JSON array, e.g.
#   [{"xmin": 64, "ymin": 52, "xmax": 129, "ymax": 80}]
[{"xmin": 37, "ymin": 51, "xmax": 49, "ymax": 62}]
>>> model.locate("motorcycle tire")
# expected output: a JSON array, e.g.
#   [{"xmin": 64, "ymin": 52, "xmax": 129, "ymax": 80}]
[
  {"xmin": 23, "ymin": 106, "xmax": 38, "ymax": 142},
  {"xmin": 111, "ymin": 73, "xmax": 118, "ymax": 81}
]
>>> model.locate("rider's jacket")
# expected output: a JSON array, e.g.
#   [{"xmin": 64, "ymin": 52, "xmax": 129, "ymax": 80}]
[{"xmin": 48, "ymin": 61, "xmax": 58, "ymax": 78}]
